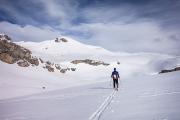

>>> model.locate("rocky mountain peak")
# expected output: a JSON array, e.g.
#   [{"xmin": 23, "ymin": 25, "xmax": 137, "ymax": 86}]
[{"xmin": 55, "ymin": 37, "xmax": 68, "ymax": 43}]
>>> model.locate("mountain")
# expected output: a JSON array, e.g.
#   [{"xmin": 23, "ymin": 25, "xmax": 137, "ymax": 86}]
[
  {"xmin": 0, "ymin": 34, "xmax": 114, "ymax": 99},
  {"xmin": 1, "ymin": 34, "xmax": 180, "ymax": 120},
  {"xmin": 16, "ymin": 36, "xmax": 113, "ymax": 63},
  {"xmin": 0, "ymin": 34, "xmax": 180, "ymax": 100}
]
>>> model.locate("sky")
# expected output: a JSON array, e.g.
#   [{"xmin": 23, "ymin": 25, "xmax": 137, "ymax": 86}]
[{"xmin": 0, "ymin": 0, "xmax": 180, "ymax": 55}]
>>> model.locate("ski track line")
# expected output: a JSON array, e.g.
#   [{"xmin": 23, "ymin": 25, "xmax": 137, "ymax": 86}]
[{"xmin": 89, "ymin": 90, "xmax": 116, "ymax": 120}]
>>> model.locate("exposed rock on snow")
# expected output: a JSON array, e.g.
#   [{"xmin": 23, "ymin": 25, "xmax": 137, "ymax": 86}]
[
  {"xmin": 60, "ymin": 69, "xmax": 66, "ymax": 73},
  {"xmin": 43, "ymin": 61, "xmax": 54, "ymax": 72},
  {"xmin": 0, "ymin": 34, "xmax": 11, "ymax": 41},
  {"xmin": 39, "ymin": 58, "xmax": 44, "ymax": 63},
  {"xmin": 60, "ymin": 38, "xmax": 68, "ymax": 42},
  {"xmin": 55, "ymin": 64, "xmax": 61, "ymax": 70},
  {"xmin": 0, "ymin": 35, "xmax": 40, "ymax": 66},
  {"xmin": 71, "ymin": 68, "xmax": 76, "ymax": 71},
  {"xmin": 42, "ymin": 86, "xmax": 46, "ymax": 89},
  {"xmin": 46, "ymin": 61, "xmax": 52, "ymax": 65},
  {"xmin": 0, "ymin": 53, "xmax": 15, "ymax": 64},
  {"xmin": 71, "ymin": 59, "xmax": 110, "ymax": 66},
  {"xmin": 17, "ymin": 60, "xmax": 30, "ymax": 67},
  {"xmin": 43, "ymin": 61, "xmax": 75, "ymax": 73},
  {"xmin": 55, "ymin": 37, "xmax": 68, "ymax": 43},
  {"xmin": 28, "ymin": 57, "xmax": 39, "ymax": 66},
  {"xmin": 159, "ymin": 66, "xmax": 180, "ymax": 74},
  {"xmin": 59, "ymin": 67, "xmax": 75, "ymax": 73},
  {"xmin": 117, "ymin": 61, "xmax": 120, "ymax": 65},
  {"xmin": 60, "ymin": 68, "xmax": 68, "ymax": 73},
  {"xmin": 44, "ymin": 64, "xmax": 54, "ymax": 72}
]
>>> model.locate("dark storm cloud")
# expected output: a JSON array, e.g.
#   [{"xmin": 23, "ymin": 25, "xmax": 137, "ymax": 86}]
[
  {"xmin": 0, "ymin": 0, "xmax": 180, "ymax": 28},
  {"xmin": 135, "ymin": 0, "xmax": 180, "ymax": 30},
  {"xmin": 0, "ymin": 0, "xmax": 62, "ymax": 26},
  {"xmin": 0, "ymin": 0, "xmax": 39, "ymax": 25},
  {"xmin": 79, "ymin": 0, "xmax": 180, "ymax": 29}
]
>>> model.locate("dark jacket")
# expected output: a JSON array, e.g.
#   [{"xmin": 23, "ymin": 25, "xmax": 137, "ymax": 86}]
[{"xmin": 111, "ymin": 71, "xmax": 120, "ymax": 80}]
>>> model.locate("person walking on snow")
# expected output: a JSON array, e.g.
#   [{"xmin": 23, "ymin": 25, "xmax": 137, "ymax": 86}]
[{"xmin": 111, "ymin": 68, "xmax": 120, "ymax": 90}]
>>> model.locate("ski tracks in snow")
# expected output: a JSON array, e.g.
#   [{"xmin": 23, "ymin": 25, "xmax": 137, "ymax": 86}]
[{"xmin": 89, "ymin": 90, "xmax": 116, "ymax": 120}]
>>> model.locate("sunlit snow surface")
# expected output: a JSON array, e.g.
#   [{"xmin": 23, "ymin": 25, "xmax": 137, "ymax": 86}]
[{"xmin": 1, "ymin": 36, "xmax": 180, "ymax": 120}]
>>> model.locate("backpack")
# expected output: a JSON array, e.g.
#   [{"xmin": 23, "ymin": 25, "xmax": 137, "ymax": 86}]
[{"xmin": 113, "ymin": 74, "xmax": 118, "ymax": 79}]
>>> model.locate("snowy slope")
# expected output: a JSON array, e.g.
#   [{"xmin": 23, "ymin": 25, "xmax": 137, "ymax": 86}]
[
  {"xmin": 16, "ymin": 36, "xmax": 113, "ymax": 62},
  {"xmin": 0, "ymin": 71, "xmax": 180, "ymax": 120},
  {"xmin": 0, "ymin": 36, "xmax": 114, "ymax": 99},
  {"xmin": 1, "ymin": 35, "xmax": 180, "ymax": 100},
  {"xmin": 1, "ymin": 35, "xmax": 180, "ymax": 120},
  {"xmin": 102, "ymin": 71, "xmax": 180, "ymax": 120}
]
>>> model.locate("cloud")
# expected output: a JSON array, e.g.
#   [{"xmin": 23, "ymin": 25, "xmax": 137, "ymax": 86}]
[
  {"xmin": 67, "ymin": 21, "xmax": 180, "ymax": 55},
  {"xmin": 0, "ymin": 0, "xmax": 180, "ymax": 55},
  {"xmin": 0, "ymin": 21, "xmax": 60, "ymax": 41},
  {"xmin": 38, "ymin": 0, "xmax": 79, "ymax": 25},
  {"xmin": 1, "ymin": 0, "xmax": 180, "ymax": 29},
  {"xmin": 80, "ymin": 0, "xmax": 180, "ymax": 29},
  {"xmin": 0, "ymin": 0, "xmax": 41, "ymax": 25}
]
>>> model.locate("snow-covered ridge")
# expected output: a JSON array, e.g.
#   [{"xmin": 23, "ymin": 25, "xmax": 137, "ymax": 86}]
[
  {"xmin": 0, "ymin": 35, "xmax": 77, "ymax": 74},
  {"xmin": 0, "ymin": 34, "xmax": 180, "ymax": 100},
  {"xmin": 16, "ymin": 36, "xmax": 113, "ymax": 60},
  {"xmin": 1, "ymin": 34, "xmax": 180, "ymax": 120}
]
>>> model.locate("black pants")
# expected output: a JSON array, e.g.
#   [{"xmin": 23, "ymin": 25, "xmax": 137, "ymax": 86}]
[{"xmin": 113, "ymin": 79, "xmax": 119, "ymax": 88}]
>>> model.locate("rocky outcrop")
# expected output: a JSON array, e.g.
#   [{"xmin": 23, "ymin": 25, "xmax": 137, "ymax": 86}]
[
  {"xmin": 39, "ymin": 58, "xmax": 44, "ymax": 63},
  {"xmin": 0, "ymin": 34, "xmax": 75, "ymax": 74},
  {"xmin": 17, "ymin": 60, "xmax": 30, "ymax": 67},
  {"xmin": 0, "ymin": 53, "xmax": 15, "ymax": 64},
  {"xmin": 159, "ymin": 66, "xmax": 180, "ymax": 74},
  {"xmin": 43, "ymin": 61, "xmax": 54, "ymax": 72},
  {"xmin": 45, "ymin": 65, "xmax": 54, "ymax": 72},
  {"xmin": 55, "ymin": 64, "xmax": 61, "ymax": 70},
  {"xmin": 71, "ymin": 68, "xmax": 76, "ymax": 71},
  {"xmin": 28, "ymin": 57, "xmax": 39, "ymax": 66},
  {"xmin": 43, "ymin": 61, "xmax": 76, "ymax": 73},
  {"xmin": 60, "ymin": 38, "xmax": 68, "ymax": 42},
  {"xmin": 117, "ymin": 61, "xmax": 120, "ymax": 65},
  {"xmin": 60, "ymin": 69, "xmax": 67, "ymax": 73},
  {"xmin": 71, "ymin": 59, "xmax": 110, "ymax": 66},
  {"xmin": 0, "ymin": 34, "xmax": 11, "ymax": 41},
  {"xmin": 0, "ymin": 34, "xmax": 39, "ymax": 67},
  {"xmin": 59, "ymin": 68, "xmax": 72, "ymax": 73},
  {"xmin": 55, "ymin": 37, "xmax": 68, "ymax": 43}
]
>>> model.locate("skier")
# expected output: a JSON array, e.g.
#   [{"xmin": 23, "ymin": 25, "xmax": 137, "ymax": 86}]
[{"xmin": 111, "ymin": 68, "xmax": 120, "ymax": 90}]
